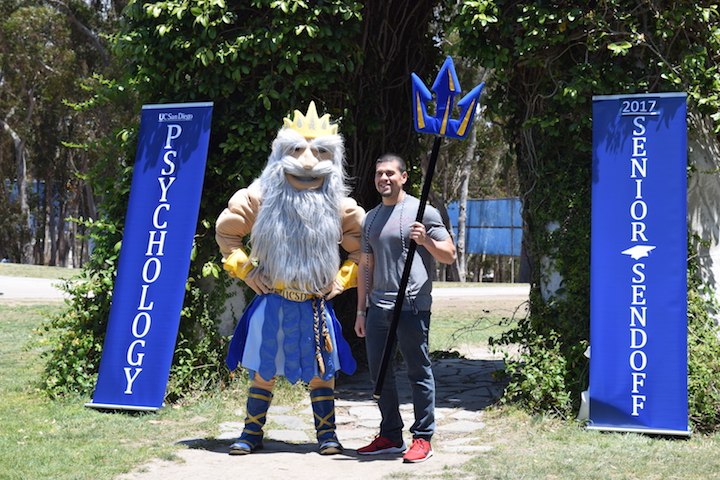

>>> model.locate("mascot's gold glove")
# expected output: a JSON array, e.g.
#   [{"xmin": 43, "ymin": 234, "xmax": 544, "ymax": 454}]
[
  {"xmin": 336, "ymin": 260, "xmax": 358, "ymax": 290},
  {"xmin": 324, "ymin": 260, "xmax": 358, "ymax": 300},
  {"xmin": 224, "ymin": 248, "xmax": 271, "ymax": 295},
  {"xmin": 223, "ymin": 247, "xmax": 256, "ymax": 280}
]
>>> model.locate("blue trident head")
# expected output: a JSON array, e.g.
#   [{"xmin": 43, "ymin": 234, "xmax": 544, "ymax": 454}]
[{"xmin": 411, "ymin": 56, "xmax": 485, "ymax": 140}]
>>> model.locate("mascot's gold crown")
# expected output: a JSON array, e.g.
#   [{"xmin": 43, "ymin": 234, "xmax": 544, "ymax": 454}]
[{"xmin": 283, "ymin": 101, "xmax": 337, "ymax": 138}]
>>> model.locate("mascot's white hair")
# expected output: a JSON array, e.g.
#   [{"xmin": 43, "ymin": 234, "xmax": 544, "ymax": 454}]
[{"xmin": 249, "ymin": 127, "xmax": 349, "ymax": 294}]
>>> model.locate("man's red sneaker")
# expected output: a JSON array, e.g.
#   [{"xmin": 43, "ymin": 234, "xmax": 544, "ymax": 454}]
[
  {"xmin": 357, "ymin": 435, "xmax": 406, "ymax": 455},
  {"xmin": 402, "ymin": 438, "xmax": 433, "ymax": 463}
]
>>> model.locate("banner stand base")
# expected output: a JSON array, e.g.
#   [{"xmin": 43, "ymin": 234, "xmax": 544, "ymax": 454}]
[
  {"xmin": 85, "ymin": 402, "xmax": 163, "ymax": 412},
  {"xmin": 586, "ymin": 425, "xmax": 691, "ymax": 437}
]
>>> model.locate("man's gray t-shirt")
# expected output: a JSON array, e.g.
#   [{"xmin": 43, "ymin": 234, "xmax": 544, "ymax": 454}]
[{"xmin": 361, "ymin": 195, "xmax": 450, "ymax": 312}]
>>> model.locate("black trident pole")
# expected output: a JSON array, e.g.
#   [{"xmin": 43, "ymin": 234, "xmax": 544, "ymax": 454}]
[
  {"xmin": 371, "ymin": 56, "xmax": 484, "ymax": 399},
  {"xmin": 372, "ymin": 136, "xmax": 442, "ymax": 399}
]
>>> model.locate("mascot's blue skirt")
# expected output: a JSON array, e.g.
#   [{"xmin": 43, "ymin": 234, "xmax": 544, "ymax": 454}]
[{"xmin": 226, "ymin": 293, "xmax": 357, "ymax": 384}]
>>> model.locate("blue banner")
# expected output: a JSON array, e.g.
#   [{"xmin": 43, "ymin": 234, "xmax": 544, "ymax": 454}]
[
  {"xmin": 589, "ymin": 93, "xmax": 689, "ymax": 435},
  {"xmin": 86, "ymin": 102, "xmax": 213, "ymax": 411},
  {"xmin": 447, "ymin": 198, "xmax": 522, "ymax": 256}
]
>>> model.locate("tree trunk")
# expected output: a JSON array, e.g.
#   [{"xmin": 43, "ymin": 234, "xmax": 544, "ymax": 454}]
[
  {"xmin": 1, "ymin": 120, "xmax": 33, "ymax": 263},
  {"xmin": 48, "ymin": 0, "xmax": 110, "ymax": 67},
  {"xmin": 345, "ymin": 0, "xmax": 442, "ymax": 210},
  {"xmin": 46, "ymin": 176, "xmax": 57, "ymax": 265},
  {"xmin": 457, "ymin": 124, "xmax": 477, "ymax": 282},
  {"xmin": 429, "ymin": 187, "xmax": 460, "ymax": 282},
  {"xmin": 57, "ymin": 198, "xmax": 68, "ymax": 267}
]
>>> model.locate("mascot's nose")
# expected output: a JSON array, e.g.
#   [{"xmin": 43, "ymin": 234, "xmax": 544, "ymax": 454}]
[{"xmin": 296, "ymin": 146, "xmax": 319, "ymax": 170}]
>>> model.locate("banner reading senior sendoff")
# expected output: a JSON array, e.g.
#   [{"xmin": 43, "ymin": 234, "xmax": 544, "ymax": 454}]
[
  {"xmin": 589, "ymin": 93, "xmax": 689, "ymax": 435},
  {"xmin": 86, "ymin": 102, "xmax": 213, "ymax": 411}
]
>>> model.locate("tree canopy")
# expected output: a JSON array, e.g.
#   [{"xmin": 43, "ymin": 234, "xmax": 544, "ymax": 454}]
[
  {"xmin": 451, "ymin": 1, "xmax": 720, "ymax": 429},
  {"xmin": 0, "ymin": 0, "xmax": 129, "ymax": 265},
  {"xmin": 36, "ymin": 0, "xmax": 448, "ymax": 400}
]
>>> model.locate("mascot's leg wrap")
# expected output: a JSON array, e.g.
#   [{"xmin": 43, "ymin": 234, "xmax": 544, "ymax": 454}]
[
  {"xmin": 311, "ymin": 387, "xmax": 343, "ymax": 455},
  {"xmin": 229, "ymin": 387, "xmax": 273, "ymax": 455}
]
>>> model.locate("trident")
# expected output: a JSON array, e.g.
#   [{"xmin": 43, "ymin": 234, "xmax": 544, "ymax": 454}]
[{"xmin": 373, "ymin": 56, "xmax": 484, "ymax": 399}]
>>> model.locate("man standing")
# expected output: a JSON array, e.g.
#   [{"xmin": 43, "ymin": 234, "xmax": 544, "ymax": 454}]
[
  {"xmin": 216, "ymin": 102, "xmax": 364, "ymax": 456},
  {"xmin": 354, "ymin": 153, "xmax": 456, "ymax": 463}
]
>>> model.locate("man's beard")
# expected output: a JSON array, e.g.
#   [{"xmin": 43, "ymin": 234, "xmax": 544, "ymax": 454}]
[{"xmin": 250, "ymin": 158, "xmax": 345, "ymax": 294}]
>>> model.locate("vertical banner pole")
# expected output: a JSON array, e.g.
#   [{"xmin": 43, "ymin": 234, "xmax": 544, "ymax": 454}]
[
  {"xmin": 589, "ymin": 93, "xmax": 689, "ymax": 435},
  {"xmin": 86, "ymin": 102, "xmax": 213, "ymax": 411}
]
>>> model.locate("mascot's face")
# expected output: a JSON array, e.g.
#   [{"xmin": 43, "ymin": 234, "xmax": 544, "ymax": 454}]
[
  {"xmin": 285, "ymin": 141, "xmax": 334, "ymax": 191},
  {"xmin": 269, "ymin": 101, "xmax": 345, "ymax": 194},
  {"xmin": 267, "ymin": 126, "xmax": 346, "ymax": 197},
  {"xmin": 251, "ymin": 102, "xmax": 348, "ymax": 293}
]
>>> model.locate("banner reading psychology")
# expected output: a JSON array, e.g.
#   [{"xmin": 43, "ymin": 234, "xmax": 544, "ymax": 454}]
[
  {"xmin": 588, "ymin": 93, "xmax": 689, "ymax": 435},
  {"xmin": 86, "ymin": 102, "xmax": 213, "ymax": 411}
]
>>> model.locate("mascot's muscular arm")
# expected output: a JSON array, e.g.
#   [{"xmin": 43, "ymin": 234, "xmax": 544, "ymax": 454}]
[
  {"xmin": 216, "ymin": 185, "xmax": 364, "ymax": 299},
  {"xmin": 215, "ymin": 183, "xmax": 270, "ymax": 295},
  {"xmin": 322, "ymin": 196, "xmax": 364, "ymax": 299}
]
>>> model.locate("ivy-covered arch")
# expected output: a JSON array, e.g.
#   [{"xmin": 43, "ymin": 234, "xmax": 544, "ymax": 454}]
[{"xmin": 451, "ymin": 1, "xmax": 720, "ymax": 431}]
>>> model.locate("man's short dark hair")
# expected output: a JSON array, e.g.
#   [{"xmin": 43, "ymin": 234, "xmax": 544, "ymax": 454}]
[{"xmin": 376, "ymin": 153, "xmax": 406, "ymax": 173}]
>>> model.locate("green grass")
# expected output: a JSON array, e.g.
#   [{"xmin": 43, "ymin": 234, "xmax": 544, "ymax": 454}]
[
  {"xmin": 430, "ymin": 304, "xmax": 521, "ymax": 355},
  {"xmin": 438, "ymin": 407, "xmax": 720, "ymax": 480},
  {"xmin": 430, "ymin": 283, "xmax": 527, "ymax": 355},
  {"xmin": 2, "ymin": 266, "xmax": 720, "ymax": 479},
  {"xmin": 434, "ymin": 281, "xmax": 521, "ymax": 288},
  {"xmin": 1, "ymin": 304, "xmax": 180, "ymax": 480},
  {"xmin": 0, "ymin": 262, "xmax": 77, "ymax": 279}
]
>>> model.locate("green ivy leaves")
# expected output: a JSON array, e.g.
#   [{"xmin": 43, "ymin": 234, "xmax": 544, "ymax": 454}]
[
  {"xmin": 39, "ymin": 0, "xmax": 365, "ymax": 402},
  {"xmin": 450, "ymin": 1, "xmax": 720, "ymax": 425}
]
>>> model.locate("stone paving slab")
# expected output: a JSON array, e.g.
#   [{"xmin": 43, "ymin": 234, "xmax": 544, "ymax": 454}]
[{"xmin": 118, "ymin": 351, "xmax": 509, "ymax": 480}]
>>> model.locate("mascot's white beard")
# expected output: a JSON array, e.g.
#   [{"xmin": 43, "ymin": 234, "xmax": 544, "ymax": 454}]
[{"xmin": 250, "ymin": 135, "xmax": 348, "ymax": 294}]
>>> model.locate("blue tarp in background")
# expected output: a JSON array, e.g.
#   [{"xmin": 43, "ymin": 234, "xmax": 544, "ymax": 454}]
[{"xmin": 447, "ymin": 198, "xmax": 522, "ymax": 256}]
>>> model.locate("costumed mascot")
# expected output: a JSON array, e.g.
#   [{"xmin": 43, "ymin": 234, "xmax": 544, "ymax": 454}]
[{"xmin": 216, "ymin": 102, "xmax": 365, "ymax": 455}]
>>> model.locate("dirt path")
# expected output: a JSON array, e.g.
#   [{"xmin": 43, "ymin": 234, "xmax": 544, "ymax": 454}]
[{"xmin": 117, "ymin": 289, "xmax": 527, "ymax": 480}]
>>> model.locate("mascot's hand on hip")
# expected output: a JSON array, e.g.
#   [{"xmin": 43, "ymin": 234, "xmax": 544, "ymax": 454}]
[
  {"xmin": 244, "ymin": 267, "xmax": 273, "ymax": 296},
  {"xmin": 321, "ymin": 260, "xmax": 359, "ymax": 300},
  {"xmin": 223, "ymin": 246, "xmax": 267, "ymax": 295}
]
